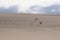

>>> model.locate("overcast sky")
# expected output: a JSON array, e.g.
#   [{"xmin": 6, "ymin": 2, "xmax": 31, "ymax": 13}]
[{"xmin": 0, "ymin": 0, "xmax": 60, "ymax": 12}]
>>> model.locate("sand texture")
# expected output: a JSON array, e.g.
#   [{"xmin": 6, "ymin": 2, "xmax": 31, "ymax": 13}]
[{"xmin": 0, "ymin": 14, "xmax": 60, "ymax": 40}]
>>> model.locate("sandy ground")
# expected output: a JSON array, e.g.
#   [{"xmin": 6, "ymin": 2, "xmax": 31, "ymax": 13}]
[{"xmin": 0, "ymin": 14, "xmax": 60, "ymax": 40}]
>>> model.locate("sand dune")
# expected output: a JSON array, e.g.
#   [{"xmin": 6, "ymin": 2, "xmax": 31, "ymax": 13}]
[{"xmin": 0, "ymin": 14, "xmax": 60, "ymax": 40}]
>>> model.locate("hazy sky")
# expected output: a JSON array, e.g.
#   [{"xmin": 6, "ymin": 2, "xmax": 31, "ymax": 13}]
[{"xmin": 0, "ymin": 0, "xmax": 60, "ymax": 11}]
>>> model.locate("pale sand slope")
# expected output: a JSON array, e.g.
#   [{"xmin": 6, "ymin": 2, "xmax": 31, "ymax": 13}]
[{"xmin": 0, "ymin": 14, "xmax": 60, "ymax": 40}]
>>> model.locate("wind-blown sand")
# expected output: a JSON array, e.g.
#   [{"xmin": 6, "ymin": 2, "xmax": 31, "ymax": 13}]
[{"xmin": 0, "ymin": 14, "xmax": 60, "ymax": 40}]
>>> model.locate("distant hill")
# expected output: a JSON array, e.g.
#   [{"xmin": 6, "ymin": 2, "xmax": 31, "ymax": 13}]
[
  {"xmin": 26, "ymin": 4, "xmax": 60, "ymax": 14},
  {"xmin": 0, "ymin": 4, "xmax": 60, "ymax": 14},
  {"xmin": 0, "ymin": 5, "xmax": 18, "ymax": 13},
  {"xmin": 41, "ymin": 4, "xmax": 60, "ymax": 14}
]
